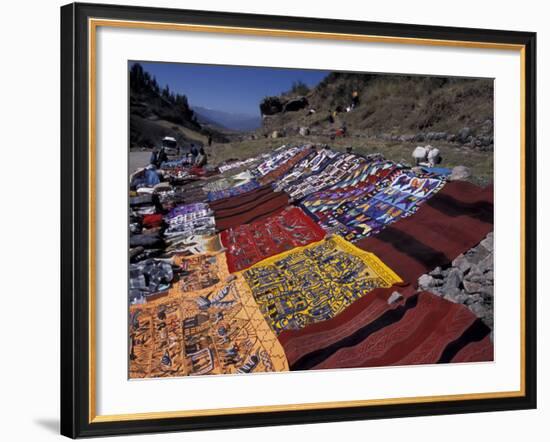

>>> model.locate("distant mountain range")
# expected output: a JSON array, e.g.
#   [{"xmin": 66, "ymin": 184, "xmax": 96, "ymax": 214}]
[{"xmin": 192, "ymin": 106, "xmax": 261, "ymax": 132}]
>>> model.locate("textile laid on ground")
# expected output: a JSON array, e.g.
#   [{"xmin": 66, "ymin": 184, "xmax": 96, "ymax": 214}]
[
  {"xmin": 257, "ymin": 147, "xmax": 314, "ymax": 186},
  {"xmin": 273, "ymin": 148, "xmax": 340, "ymax": 192},
  {"xmin": 254, "ymin": 145, "xmax": 308, "ymax": 178},
  {"xmin": 283, "ymin": 153, "xmax": 366, "ymax": 201},
  {"xmin": 214, "ymin": 189, "xmax": 290, "ymax": 232},
  {"xmin": 207, "ymin": 179, "xmax": 261, "ymax": 202},
  {"xmin": 278, "ymin": 289, "xmax": 493, "ymax": 371},
  {"xmin": 164, "ymin": 234, "xmax": 223, "ymax": 256},
  {"xmin": 220, "ymin": 206, "xmax": 326, "ymax": 273},
  {"xmin": 208, "ymin": 185, "xmax": 272, "ymax": 211},
  {"xmin": 243, "ymin": 235, "xmax": 402, "ymax": 335},
  {"xmin": 129, "ymin": 252, "xmax": 288, "ymax": 378},
  {"xmin": 306, "ymin": 171, "xmax": 445, "ymax": 242},
  {"xmin": 300, "ymin": 160, "xmax": 402, "ymax": 238},
  {"xmin": 218, "ymin": 156, "xmax": 262, "ymax": 173},
  {"xmin": 356, "ymin": 180, "xmax": 494, "ymax": 284},
  {"xmin": 129, "ymin": 258, "xmax": 174, "ymax": 304},
  {"xmin": 164, "ymin": 203, "xmax": 216, "ymax": 238}
]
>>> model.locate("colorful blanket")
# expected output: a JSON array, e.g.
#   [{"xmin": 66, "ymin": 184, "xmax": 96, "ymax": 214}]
[
  {"xmin": 243, "ymin": 235, "xmax": 402, "ymax": 335},
  {"xmin": 129, "ymin": 252, "xmax": 288, "ymax": 378},
  {"xmin": 207, "ymin": 179, "xmax": 261, "ymax": 202},
  {"xmin": 221, "ymin": 206, "xmax": 326, "ymax": 272},
  {"xmin": 300, "ymin": 160, "xmax": 402, "ymax": 236},
  {"xmin": 278, "ymin": 289, "xmax": 493, "ymax": 371},
  {"xmin": 283, "ymin": 153, "xmax": 366, "ymax": 201},
  {"xmin": 258, "ymin": 147, "xmax": 314, "ymax": 185},
  {"xmin": 356, "ymin": 180, "xmax": 494, "ymax": 284},
  {"xmin": 254, "ymin": 146, "xmax": 308, "ymax": 177},
  {"xmin": 273, "ymin": 148, "xmax": 340, "ymax": 192},
  {"xmin": 307, "ymin": 171, "xmax": 445, "ymax": 242}
]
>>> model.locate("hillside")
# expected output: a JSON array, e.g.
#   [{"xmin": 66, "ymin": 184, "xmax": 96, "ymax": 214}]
[
  {"xmin": 259, "ymin": 73, "xmax": 494, "ymax": 149},
  {"xmin": 129, "ymin": 63, "xmax": 228, "ymax": 149}
]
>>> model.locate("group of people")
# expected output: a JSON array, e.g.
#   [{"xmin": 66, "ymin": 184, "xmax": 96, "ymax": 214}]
[
  {"xmin": 150, "ymin": 143, "xmax": 208, "ymax": 169},
  {"xmin": 130, "ymin": 139, "xmax": 210, "ymax": 191}
]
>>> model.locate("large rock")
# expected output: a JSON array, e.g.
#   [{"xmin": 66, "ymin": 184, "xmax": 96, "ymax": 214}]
[
  {"xmin": 452, "ymin": 254, "xmax": 472, "ymax": 274},
  {"xmin": 450, "ymin": 165, "xmax": 471, "ymax": 181},
  {"xmin": 418, "ymin": 274, "xmax": 436, "ymax": 289},
  {"xmin": 260, "ymin": 96, "xmax": 283, "ymax": 115},
  {"xmin": 457, "ymin": 127, "xmax": 472, "ymax": 143},
  {"xmin": 283, "ymin": 96, "xmax": 308, "ymax": 112},
  {"xmin": 480, "ymin": 233, "xmax": 494, "ymax": 252},
  {"xmin": 463, "ymin": 280, "xmax": 483, "ymax": 294},
  {"xmin": 444, "ymin": 268, "xmax": 463, "ymax": 290}
]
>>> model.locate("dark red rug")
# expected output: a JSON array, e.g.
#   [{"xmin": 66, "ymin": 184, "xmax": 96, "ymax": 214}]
[
  {"xmin": 356, "ymin": 180, "xmax": 494, "ymax": 284},
  {"xmin": 278, "ymin": 288, "xmax": 493, "ymax": 371},
  {"xmin": 214, "ymin": 190, "xmax": 290, "ymax": 232}
]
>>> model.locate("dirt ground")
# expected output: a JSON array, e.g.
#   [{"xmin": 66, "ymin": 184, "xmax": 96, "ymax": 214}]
[{"xmin": 129, "ymin": 151, "xmax": 153, "ymax": 176}]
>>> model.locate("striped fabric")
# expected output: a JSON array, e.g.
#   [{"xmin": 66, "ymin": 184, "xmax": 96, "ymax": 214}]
[{"xmin": 278, "ymin": 288, "xmax": 492, "ymax": 371}]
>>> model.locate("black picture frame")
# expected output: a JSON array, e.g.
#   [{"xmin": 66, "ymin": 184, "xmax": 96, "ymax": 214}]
[{"xmin": 61, "ymin": 2, "xmax": 537, "ymax": 438}]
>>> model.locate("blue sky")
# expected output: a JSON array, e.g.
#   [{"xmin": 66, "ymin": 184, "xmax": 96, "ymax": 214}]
[{"xmin": 131, "ymin": 61, "xmax": 329, "ymax": 117}]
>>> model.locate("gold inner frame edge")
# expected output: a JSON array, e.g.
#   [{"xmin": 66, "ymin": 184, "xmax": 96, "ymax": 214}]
[{"xmin": 87, "ymin": 17, "xmax": 527, "ymax": 424}]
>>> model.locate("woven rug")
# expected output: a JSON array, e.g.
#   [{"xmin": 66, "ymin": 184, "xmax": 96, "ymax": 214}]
[
  {"xmin": 278, "ymin": 289, "xmax": 493, "ymax": 371},
  {"xmin": 310, "ymin": 171, "xmax": 445, "ymax": 242},
  {"xmin": 214, "ymin": 190, "xmax": 290, "ymax": 231},
  {"xmin": 207, "ymin": 179, "xmax": 261, "ymax": 202},
  {"xmin": 254, "ymin": 146, "xmax": 308, "ymax": 177},
  {"xmin": 221, "ymin": 206, "xmax": 326, "ymax": 272},
  {"xmin": 273, "ymin": 148, "xmax": 339, "ymax": 192},
  {"xmin": 129, "ymin": 252, "xmax": 288, "ymax": 378},
  {"xmin": 356, "ymin": 180, "xmax": 494, "ymax": 284},
  {"xmin": 243, "ymin": 235, "xmax": 402, "ymax": 335},
  {"xmin": 258, "ymin": 147, "xmax": 314, "ymax": 185},
  {"xmin": 283, "ymin": 153, "xmax": 367, "ymax": 201},
  {"xmin": 300, "ymin": 160, "xmax": 402, "ymax": 236}
]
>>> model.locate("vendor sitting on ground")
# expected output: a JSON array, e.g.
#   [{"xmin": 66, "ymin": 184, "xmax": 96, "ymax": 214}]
[
  {"xmin": 150, "ymin": 146, "xmax": 168, "ymax": 168},
  {"xmin": 412, "ymin": 145, "xmax": 442, "ymax": 167},
  {"xmin": 130, "ymin": 164, "xmax": 162, "ymax": 190}
]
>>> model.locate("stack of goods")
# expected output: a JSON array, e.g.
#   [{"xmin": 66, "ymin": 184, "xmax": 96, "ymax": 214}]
[{"xmin": 128, "ymin": 143, "xmax": 495, "ymax": 379}]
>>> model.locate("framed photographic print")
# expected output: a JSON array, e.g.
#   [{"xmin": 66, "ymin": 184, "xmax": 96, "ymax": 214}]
[{"xmin": 60, "ymin": 2, "xmax": 537, "ymax": 438}]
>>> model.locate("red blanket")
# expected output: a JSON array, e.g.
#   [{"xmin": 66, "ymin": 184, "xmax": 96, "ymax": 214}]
[
  {"xmin": 279, "ymin": 288, "xmax": 493, "ymax": 371},
  {"xmin": 356, "ymin": 180, "xmax": 493, "ymax": 284},
  {"xmin": 221, "ymin": 206, "xmax": 326, "ymax": 272},
  {"xmin": 214, "ymin": 190, "xmax": 290, "ymax": 231}
]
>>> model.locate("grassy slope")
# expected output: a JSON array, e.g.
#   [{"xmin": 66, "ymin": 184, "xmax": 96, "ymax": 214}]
[
  {"xmin": 261, "ymin": 74, "xmax": 494, "ymax": 138},
  {"xmin": 207, "ymin": 134, "xmax": 493, "ymax": 187}
]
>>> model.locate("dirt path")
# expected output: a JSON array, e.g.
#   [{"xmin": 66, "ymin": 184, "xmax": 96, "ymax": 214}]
[{"xmin": 129, "ymin": 151, "xmax": 152, "ymax": 176}]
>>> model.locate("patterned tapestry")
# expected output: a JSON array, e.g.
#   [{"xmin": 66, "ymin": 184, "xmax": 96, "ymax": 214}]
[
  {"xmin": 283, "ymin": 153, "xmax": 367, "ymax": 201},
  {"xmin": 305, "ymin": 171, "xmax": 445, "ymax": 242},
  {"xmin": 254, "ymin": 146, "xmax": 309, "ymax": 177},
  {"xmin": 243, "ymin": 235, "xmax": 402, "ymax": 335},
  {"xmin": 220, "ymin": 206, "xmax": 326, "ymax": 273},
  {"xmin": 300, "ymin": 160, "xmax": 402, "ymax": 235},
  {"xmin": 207, "ymin": 179, "xmax": 261, "ymax": 202},
  {"xmin": 273, "ymin": 148, "xmax": 339, "ymax": 192},
  {"xmin": 129, "ymin": 252, "xmax": 289, "ymax": 378}
]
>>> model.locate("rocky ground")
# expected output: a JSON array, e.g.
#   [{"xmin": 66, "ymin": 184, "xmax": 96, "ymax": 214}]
[{"xmin": 418, "ymin": 232, "xmax": 494, "ymax": 332}]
